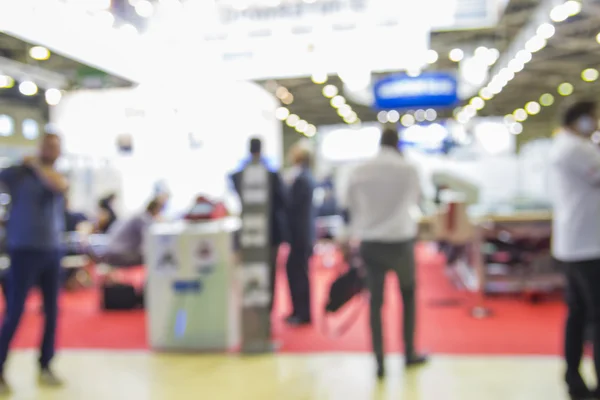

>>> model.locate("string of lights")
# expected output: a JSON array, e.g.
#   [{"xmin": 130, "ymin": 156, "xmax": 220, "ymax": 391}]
[
  {"xmin": 273, "ymin": 84, "xmax": 317, "ymax": 138},
  {"xmin": 455, "ymin": 0, "xmax": 582, "ymax": 124}
]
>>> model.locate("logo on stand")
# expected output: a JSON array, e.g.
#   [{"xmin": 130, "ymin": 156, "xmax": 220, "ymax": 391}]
[{"xmin": 195, "ymin": 239, "xmax": 216, "ymax": 276}]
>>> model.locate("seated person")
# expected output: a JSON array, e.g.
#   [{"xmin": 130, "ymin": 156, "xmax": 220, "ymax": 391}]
[{"xmin": 90, "ymin": 198, "xmax": 163, "ymax": 268}]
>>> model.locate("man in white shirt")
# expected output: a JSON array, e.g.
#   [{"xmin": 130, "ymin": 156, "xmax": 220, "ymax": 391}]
[
  {"xmin": 341, "ymin": 129, "xmax": 427, "ymax": 379},
  {"xmin": 549, "ymin": 100, "xmax": 600, "ymax": 400}
]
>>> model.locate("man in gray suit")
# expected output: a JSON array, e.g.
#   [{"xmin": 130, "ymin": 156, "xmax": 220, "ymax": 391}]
[{"xmin": 284, "ymin": 143, "xmax": 315, "ymax": 326}]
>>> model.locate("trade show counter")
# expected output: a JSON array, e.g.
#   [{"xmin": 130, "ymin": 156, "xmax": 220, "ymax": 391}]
[
  {"xmin": 419, "ymin": 203, "xmax": 560, "ymax": 298},
  {"xmin": 145, "ymin": 217, "xmax": 241, "ymax": 351}
]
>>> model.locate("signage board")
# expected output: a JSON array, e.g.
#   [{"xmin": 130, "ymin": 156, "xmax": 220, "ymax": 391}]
[
  {"xmin": 373, "ymin": 72, "xmax": 458, "ymax": 110},
  {"xmin": 239, "ymin": 161, "xmax": 273, "ymax": 353}
]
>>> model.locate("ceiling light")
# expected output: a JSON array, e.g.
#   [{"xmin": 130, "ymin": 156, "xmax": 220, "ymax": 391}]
[
  {"xmin": 536, "ymin": 23, "xmax": 556, "ymax": 39},
  {"xmin": 456, "ymin": 112, "xmax": 470, "ymax": 124},
  {"xmin": 120, "ymin": 23, "xmax": 138, "ymax": 35},
  {"xmin": 134, "ymin": 0, "xmax": 154, "ymax": 17},
  {"xmin": 275, "ymin": 86, "xmax": 289, "ymax": 99},
  {"xmin": 344, "ymin": 114, "xmax": 358, "ymax": 124},
  {"xmin": 322, "ymin": 85, "xmax": 338, "ymax": 98},
  {"xmin": 515, "ymin": 50, "xmax": 532, "ymax": 64},
  {"xmin": 415, "ymin": 109, "xmax": 427, "ymax": 122},
  {"xmin": 331, "ymin": 95, "xmax": 345, "ymax": 108},
  {"xmin": 19, "ymin": 81, "xmax": 38, "ymax": 96},
  {"xmin": 525, "ymin": 101, "xmax": 541, "ymax": 115},
  {"xmin": 425, "ymin": 49, "xmax": 438, "ymax": 64},
  {"xmin": 582, "ymin": 68, "xmax": 599, "ymax": 82},
  {"xmin": 463, "ymin": 105, "xmax": 477, "ymax": 118},
  {"xmin": 525, "ymin": 36, "xmax": 547, "ymax": 53},
  {"xmin": 550, "ymin": 4, "xmax": 569, "ymax": 22},
  {"xmin": 564, "ymin": 0, "xmax": 582, "ymax": 17},
  {"xmin": 486, "ymin": 48, "xmax": 500, "ymax": 65},
  {"xmin": 377, "ymin": 111, "xmax": 388, "ymax": 123},
  {"xmin": 509, "ymin": 122, "xmax": 523, "ymax": 135},
  {"xmin": 508, "ymin": 59, "xmax": 525, "ymax": 73},
  {"xmin": 558, "ymin": 82, "xmax": 574, "ymax": 96},
  {"xmin": 401, "ymin": 114, "xmax": 415, "ymax": 127},
  {"xmin": 286, "ymin": 114, "xmax": 299, "ymax": 127},
  {"xmin": 45, "ymin": 88, "xmax": 62, "ymax": 106},
  {"xmin": 539, "ymin": 93, "xmax": 555, "ymax": 106},
  {"xmin": 337, "ymin": 105, "xmax": 352, "ymax": 118},
  {"xmin": 281, "ymin": 93, "xmax": 294, "ymax": 105},
  {"xmin": 470, "ymin": 97, "xmax": 485, "ymax": 110},
  {"xmin": 0, "ymin": 75, "xmax": 14, "ymax": 89},
  {"xmin": 474, "ymin": 46, "xmax": 488, "ymax": 58},
  {"xmin": 425, "ymin": 109, "xmax": 437, "ymax": 121},
  {"xmin": 295, "ymin": 120, "xmax": 308, "ymax": 133},
  {"xmin": 305, "ymin": 124, "xmax": 317, "ymax": 137},
  {"xmin": 489, "ymin": 82, "xmax": 503, "ymax": 95},
  {"xmin": 311, "ymin": 72, "xmax": 328, "ymax": 85},
  {"xmin": 275, "ymin": 107, "xmax": 290, "ymax": 120},
  {"xmin": 407, "ymin": 69, "xmax": 421, "ymax": 78},
  {"xmin": 479, "ymin": 87, "xmax": 493, "ymax": 100},
  {"xmin": 597, "ymin": 32, "xmax": 600, "ymax": 45},
  {"xmin": 504, "ymin": 114, "xmax": 516, "ymax": 125},
  {"xmin": 387, "ymin": 110, "xmax": 400, "ymax": 123},
  {"xmin": 29, "ymin": 46, "xmax": 50, "ymax": 61},
  {"xmin": 513, "ymin": 108, "xmax": 528, "ymax": 122},
  {"xmin": 449, "ymin": 48, "xmax": 464, "ymax": 62},
  {"xmin": 498, "ymin": 68, "xmax": 515, "ymax": 82}
]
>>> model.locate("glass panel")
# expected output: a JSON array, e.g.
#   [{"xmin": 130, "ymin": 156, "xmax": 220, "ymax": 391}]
[
  {"xmin": 22, "ymin": 119, "xmax": 40, "ymax": 140},
  {"xmin": 0, "ymin": 115, "xmax": 14, "ymax": 137}
]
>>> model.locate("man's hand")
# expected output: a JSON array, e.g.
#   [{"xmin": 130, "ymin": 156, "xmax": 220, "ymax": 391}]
[{"xmin": 22, "ymin": 155, "xmax": 40, "ymax": 169}]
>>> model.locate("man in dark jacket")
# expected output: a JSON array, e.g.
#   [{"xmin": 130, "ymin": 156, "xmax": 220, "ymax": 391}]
[
  {"xmin": 284, "ymin": 143, "xmax": 315, "ymax": 326},
  {"xmin": 231, "ymin": 138, "xmax": 288, "ymax": 312}
]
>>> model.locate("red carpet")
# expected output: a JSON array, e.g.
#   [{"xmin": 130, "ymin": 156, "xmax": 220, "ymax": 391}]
[{"xmin": 6, "ymin": 245, "xmax": 565, "ymax": 355}]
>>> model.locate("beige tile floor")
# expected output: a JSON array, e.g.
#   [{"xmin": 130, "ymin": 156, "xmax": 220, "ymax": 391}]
[{"xmin": 0, "ymin": 350, "xmax": 591, "ymax": 400}]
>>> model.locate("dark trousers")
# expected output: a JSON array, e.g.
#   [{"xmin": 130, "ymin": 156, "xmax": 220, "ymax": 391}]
[
  {"xmin": 360, "ymin": 240, "xmax": 416, "ymax": 367},
  {"xmin": 0, "ymin": 249, "xmax": 61, "ymax": 372},
  {"xmin": 563, "ymin": 259, "xmax": 600, "ymax": 391},
  {"xmin": 285, "ymin": 247, "xmax": 311, "ymax": 320},
  {"xmin": 268, "ymin": 246, "xmax": 279, "ymax": 313}
]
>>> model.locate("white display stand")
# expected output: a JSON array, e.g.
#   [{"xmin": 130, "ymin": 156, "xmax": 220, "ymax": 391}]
[{"xmin": 145, "ymin": 217, "xmax": 241, "ymax": 351}]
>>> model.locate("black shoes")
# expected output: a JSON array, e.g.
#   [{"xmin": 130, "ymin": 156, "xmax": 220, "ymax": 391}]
[
  {"xmin": 285, "ymin": 315, "xmax": 311, "ymax": 326},
  {"xmin": 376, "ymin": 353, "xmax": 430, "ymax": 379},
  {"xmin": 405, "ymin": 353, "xmax": 429, "ymax": 368}
]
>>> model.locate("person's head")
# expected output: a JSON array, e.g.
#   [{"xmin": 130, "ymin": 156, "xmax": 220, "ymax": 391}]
[
  {"xmin": 99, "ymin": 193, "xmax": 116, "ymax": 208},
  {"xmin": 146, "ymin": 198, "xmax": 163, "ymax": 217},
  {"xmin": 563, "ymin": 100, "xmax": 598, "ymax": 136},
  {"xmin": 288, "ymin": 142, "xmax": 312, "ymax": 167},
  {"xmin": 380, "ymin": 128, "xmax": 399, "ymax": 149},
  {"xmin": 249, "ymin": 137, "xmax": 262, "ymax": 160},
  {"xmin": 39, "ymin": 133, "xmax": 62, "ymax": 165}
]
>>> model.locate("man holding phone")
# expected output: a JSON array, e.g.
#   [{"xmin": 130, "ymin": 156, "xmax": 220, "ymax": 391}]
[{"xmin": 0, "ymin": 133, "xmax": 68, "ymax": 393}]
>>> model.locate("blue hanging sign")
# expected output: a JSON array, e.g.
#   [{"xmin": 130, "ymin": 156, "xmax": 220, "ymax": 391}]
[{"xmin": 373, "ymin": 72, "xmax": 459, "ymax": 110}]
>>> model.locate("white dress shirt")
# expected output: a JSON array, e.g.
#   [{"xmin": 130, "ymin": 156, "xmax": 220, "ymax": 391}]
[
  {"xmin": 549, "ymin": 130, "xmax": 600, "ymax": 262},
  {"xmin": 341, "ymin": 148, "xmax": 422, "ymax": 242}
]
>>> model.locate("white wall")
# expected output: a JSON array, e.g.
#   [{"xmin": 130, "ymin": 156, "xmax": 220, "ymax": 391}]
[{"xmin": 52, "ymin": 82, "xmax": 281, "ymax": 216}]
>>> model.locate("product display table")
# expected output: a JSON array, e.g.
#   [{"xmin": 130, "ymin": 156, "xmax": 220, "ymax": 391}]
[{"xmin": 146, "ymin": 217, "xmax": 241, "ymax": 351}]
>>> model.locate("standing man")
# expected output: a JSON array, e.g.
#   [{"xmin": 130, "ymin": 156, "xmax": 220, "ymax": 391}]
[
  {"xmin": 549, "ymin": 101, "xmax": 600, "ymax": 400},
  {"xmin": 231, "ymin": 138, "xmax": 288, "ymax": 314},
  {"xmin": 0, "ymin": 133, "xmax": 68, "ymax": 392},
  {"xmin": 341, "ymin": 128, "xmax": 427, "ymax": 379},
  {"xmin": 284, "ymin": 143, "xmax": 315, "ymax": 326}
]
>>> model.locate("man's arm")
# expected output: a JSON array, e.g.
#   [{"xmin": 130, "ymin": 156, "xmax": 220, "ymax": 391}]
[
  {"xmin": 23, "ymin": 158, "xmax": 68, "ymax": 194},
  {"xmin": 288, "ymin": 175, "xmax": 312, "ymax": 247}
]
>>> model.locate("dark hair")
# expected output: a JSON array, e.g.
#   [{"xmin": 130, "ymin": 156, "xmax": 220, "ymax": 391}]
[
  {"xmin": 380, "ymin": 128, "xmax": 399, "ymax": 148},
  {"xmin": 563, "ymin": 101, "xmax": 597, "ymax": 126},
  {"xmin": 249, "ymin": 137, "xmax": 262, "ymax": 155},
  {"xmin": 146, "ymin": 198, "xmax": 162, "ymax": 214}
]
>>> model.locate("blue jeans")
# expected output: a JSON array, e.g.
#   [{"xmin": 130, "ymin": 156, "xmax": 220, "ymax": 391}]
[{"xmin": 0, "ymin": 249, "xmax": 61, "ymax": 372}]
